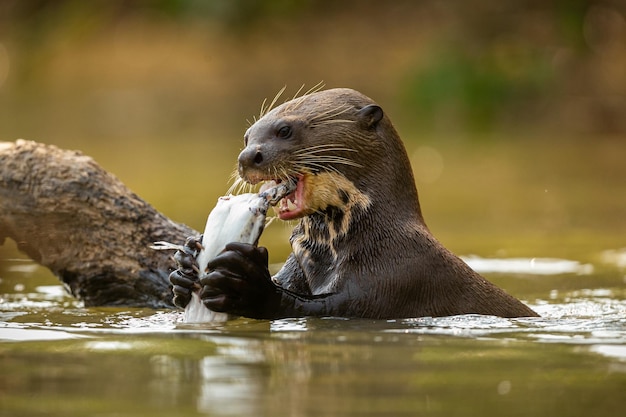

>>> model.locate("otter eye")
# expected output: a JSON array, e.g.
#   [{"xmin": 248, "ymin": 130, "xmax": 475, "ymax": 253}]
[
  {"xmin": 243, "ymin": 134, "xmax": 249, "ymax": 146},
  {"xmin": 276, "ymin": 125, "xmax": 292, "ymax": 139}
]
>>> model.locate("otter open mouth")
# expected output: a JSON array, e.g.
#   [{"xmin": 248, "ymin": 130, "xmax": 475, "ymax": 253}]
[{"xmin": 259, "ymin": 174, "xmax": 305, "ymax": 221}]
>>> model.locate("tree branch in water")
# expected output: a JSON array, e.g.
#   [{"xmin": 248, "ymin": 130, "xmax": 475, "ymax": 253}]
[{"xmin": 0, "ymin": 140, "xmax": 197, "ymax": 308}]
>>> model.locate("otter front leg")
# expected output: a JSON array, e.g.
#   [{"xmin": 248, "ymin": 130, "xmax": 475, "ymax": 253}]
[
  {"xmin": 168, "ymin": 235, "xmax": 203, "ymax": 308},
  {"xmin": 200, "ymin": 242, "xmax": 283, "ymax": 318},
  {"xmin": 200, "ymin": 242, "xmax": 342, "ymax": 319}
]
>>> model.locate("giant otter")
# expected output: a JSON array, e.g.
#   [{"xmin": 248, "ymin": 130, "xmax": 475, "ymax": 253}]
[{"xmin": 170, "ymin": 88, "xmax": 538, "ymax": 319}]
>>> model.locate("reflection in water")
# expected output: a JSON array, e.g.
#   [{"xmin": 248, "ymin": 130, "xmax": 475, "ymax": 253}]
[
  {"xmin": 590, "ymin": 345, "xmax": 626, "ymax": 362},
  {"xmin": 196, "ymin": 337, "xmax": 267, "ymax": 416},
  {"xmin": 196, "ymin": 356, "xmax": 261, "ymax": 415},
  {"xmin": 148, "ymin": 353, "xmax": 264, "ymax": 416},
  {"xmin": 1, "ymin": 253, "xmax": 626, "ymax": 416},
  {"xmin": 601, "ymin": 248, "xmax": 626, "ymax": 269}
]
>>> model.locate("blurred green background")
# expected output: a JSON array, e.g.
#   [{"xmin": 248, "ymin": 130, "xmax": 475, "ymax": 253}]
[{"xmin": 1, "ymin": 0, "xmax": 625, "ymax": 266}]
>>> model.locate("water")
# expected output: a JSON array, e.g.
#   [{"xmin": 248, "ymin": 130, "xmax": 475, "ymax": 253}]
[
  {"xmin": 2, "ymin": 8, "xmax": 625, "ymax": 413},
  {"xmin": 2, "ymin": 253, "xmax": 625, "ymax": 417},
  {"xmin": 1, "ymin": 135, "xmax": 625, "ymax": 416}
]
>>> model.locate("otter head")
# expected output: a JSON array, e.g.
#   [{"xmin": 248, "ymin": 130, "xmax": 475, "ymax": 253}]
[{"xmin": 238, "ymin": 88, "xmax": 421, "ymax": 224}]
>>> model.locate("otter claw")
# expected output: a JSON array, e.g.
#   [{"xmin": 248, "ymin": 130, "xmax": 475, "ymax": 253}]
[{"xmin": 181, "ymin": 236, "xmax": 202, "ymax": 257}]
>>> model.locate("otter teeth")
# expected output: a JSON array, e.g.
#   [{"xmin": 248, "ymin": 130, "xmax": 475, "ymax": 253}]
[{"xmin": 286, "ymin": 198, "xmax": 297, "ymax": 211}]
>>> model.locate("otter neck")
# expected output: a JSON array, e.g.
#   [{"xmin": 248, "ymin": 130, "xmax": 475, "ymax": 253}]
[{"xmin": 290, "ymin": 192, "xmax": 424, "ymax": 295}]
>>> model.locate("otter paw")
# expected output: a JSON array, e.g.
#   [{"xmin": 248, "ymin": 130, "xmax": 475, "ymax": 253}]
[
  {"xmin": 168, "ymin": 235, "xmax": 203, "ymax": 308},
  {"xmin": 199, "ymin": 242, "xmax": 279, "ymax": 318},
  {"xmin": 169, "ymin": 269, "xmax": 198, "ymax": 308},
  {"xmin": 172, "ymin": 235, "xmax": 203, "ymax": 273}
]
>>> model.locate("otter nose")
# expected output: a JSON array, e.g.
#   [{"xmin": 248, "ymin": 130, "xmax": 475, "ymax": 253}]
[{"xmin": 238, "ymin": 146, "xmax": 264, "ymax": 172}]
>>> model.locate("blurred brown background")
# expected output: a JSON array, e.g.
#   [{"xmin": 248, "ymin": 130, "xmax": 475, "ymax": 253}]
[{"xmin": 1, "ymin": 0, "xmax": 625, "ymax": 264}]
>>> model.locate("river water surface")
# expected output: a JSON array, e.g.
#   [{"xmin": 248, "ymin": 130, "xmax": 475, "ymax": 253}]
[
  {"xmin": 2, "ymin": 251, "xmax": 626, "ymax": 417},
  {"xmin": 1, "ymin": 138, "xmax": 626, "ymax": 416}
]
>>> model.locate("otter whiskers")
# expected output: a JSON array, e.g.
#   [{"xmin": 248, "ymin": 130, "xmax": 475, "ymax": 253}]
[
  {"xmin": 259, "ymin": 85, "xmax": 287, "ymax": 119},
  {"xmin": 290, "ymin": 82, "xmax": 325, "ymax": 103},
  {"xmin": 308, "ymin": 103, "xmax": 353, "ymax": 127},
  {"xmin": 226, "ymin": 175, "xmax": 254, "ymax": 196},
  {"xmin": 283, "ymin": 82, "xmax": 326, "ymax": 113},
  {"xmin": 257, "ymin": 82, "xmax": 327, "ymax": 121},
  {"xmin": 226, "ymin": 164, "xmax": 297, "ymax": 196},
  {"xmin": 293, "ymin": 144, "xmax": 363, "ymax": 175}
]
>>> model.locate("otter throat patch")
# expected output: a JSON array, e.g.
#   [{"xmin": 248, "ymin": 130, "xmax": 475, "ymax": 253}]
[
  {"xmin": 304, "ymin": 171, "xmax": 370, "ymax": 238},
  {"xmin": 292, "ymin": 171, "xmax": 371, "ymax": 276}
]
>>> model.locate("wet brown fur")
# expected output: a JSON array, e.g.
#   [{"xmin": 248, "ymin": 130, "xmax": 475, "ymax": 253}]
[{"xmin": 238, "ymin": 88, "xmax": 538, "ymax": 319}]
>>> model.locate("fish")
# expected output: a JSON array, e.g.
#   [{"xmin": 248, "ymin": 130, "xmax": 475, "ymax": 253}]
[{"xmin": 152, "ymin": 180, "xmax": 296, "ymax": 323}]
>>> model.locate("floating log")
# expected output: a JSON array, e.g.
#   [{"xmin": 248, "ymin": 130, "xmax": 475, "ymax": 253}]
[{"xmin": 0, "ymin": 140, "xmax": 197, "ymax": 308}]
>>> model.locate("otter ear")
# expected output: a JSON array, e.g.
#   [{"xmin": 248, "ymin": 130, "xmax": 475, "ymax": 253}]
[{"xmin": 357, "ymin": 104, "xmax": 384, "ymax": 130}]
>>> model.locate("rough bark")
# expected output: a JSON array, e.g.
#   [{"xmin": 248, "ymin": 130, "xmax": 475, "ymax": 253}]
[{"xmin": 0, "ymin": 140, "xmax": 198, "ymax": 308}]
